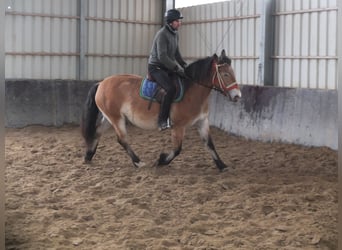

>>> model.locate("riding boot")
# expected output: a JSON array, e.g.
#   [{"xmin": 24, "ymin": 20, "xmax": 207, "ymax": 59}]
[{"xmin": 158, "ymin": 93, "xmax": 173, "ymax": 131}]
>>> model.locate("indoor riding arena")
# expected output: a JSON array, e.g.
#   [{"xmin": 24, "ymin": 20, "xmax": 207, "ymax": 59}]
[{"xmin": 5, "ymin": 0, "xmax": 338, "ymax": 249}]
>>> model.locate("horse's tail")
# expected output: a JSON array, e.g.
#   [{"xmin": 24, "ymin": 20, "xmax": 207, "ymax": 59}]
[{"xmin": 81, "ymin": 83, "xmax": 100, "ymax": 145}]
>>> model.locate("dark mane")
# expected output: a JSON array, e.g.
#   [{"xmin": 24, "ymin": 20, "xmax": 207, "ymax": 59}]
[{"xmin": 184, "ymin": 56, "xmax": 214, "ymax": 87}]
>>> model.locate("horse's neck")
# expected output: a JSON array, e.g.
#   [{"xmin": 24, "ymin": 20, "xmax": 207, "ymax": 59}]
[{"xmin": 186, "ymin": 81, "xmax": 212, "ymax": 102}]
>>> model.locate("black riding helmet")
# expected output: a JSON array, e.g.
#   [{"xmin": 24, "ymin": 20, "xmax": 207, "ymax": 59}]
[{"xmin": 165, "ymin": 9, "xmax": 183, "ymax": 23}]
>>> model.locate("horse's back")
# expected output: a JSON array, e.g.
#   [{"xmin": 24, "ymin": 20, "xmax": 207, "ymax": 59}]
[
  {"xmin": 102, "ymin": 74, "xmax": 142, "ymax": 86},
  {"xmin": 95, "ymin": 73, "xmax": 145, "ymax": 118},
  {"xmin": 97, "ymin": 74, "xmax": 142, "ymax": 94}
]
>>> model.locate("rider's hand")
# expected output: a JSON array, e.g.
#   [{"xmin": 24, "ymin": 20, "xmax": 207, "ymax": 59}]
[{"xmin": 175, "ymin": 66, "xmax": 186, "ymax": 78}]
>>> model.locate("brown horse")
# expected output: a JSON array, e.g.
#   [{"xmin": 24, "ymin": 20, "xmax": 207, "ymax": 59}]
[{"xmin": 81, "ymin": 49, "xmax": 241, "ymax": 171}]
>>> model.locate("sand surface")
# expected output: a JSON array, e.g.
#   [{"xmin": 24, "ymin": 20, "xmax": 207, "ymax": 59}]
[{"xmin": 5, "ymin": 125, "xmax": 337, "ymax": 249}]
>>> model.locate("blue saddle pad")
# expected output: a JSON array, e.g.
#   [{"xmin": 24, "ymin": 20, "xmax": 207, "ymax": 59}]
[{"xmin": 139, "ymin": 78, "xmax": 184, "ymax": 103}]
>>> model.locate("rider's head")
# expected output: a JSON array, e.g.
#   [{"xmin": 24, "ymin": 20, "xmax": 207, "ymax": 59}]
[{"xmin": 165, "ymin": 9, "xmax": 183, "ymax": 30}]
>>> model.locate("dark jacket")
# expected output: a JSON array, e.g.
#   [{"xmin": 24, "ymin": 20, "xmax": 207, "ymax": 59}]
[{"xmin": 148, "ymin": 24, "xmax": 186, "ymax": 71}]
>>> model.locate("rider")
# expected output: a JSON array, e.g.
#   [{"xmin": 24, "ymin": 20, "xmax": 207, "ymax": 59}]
[{"xmin": 148, "ymin": 9, "xmax": 187, "ymax": 131}]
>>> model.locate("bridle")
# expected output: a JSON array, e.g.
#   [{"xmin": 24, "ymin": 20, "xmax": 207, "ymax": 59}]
[
  {"xmin": 194, "ymin": 63, "xmax": 238, "ymax": 95},
  {"xmin": 211, "ymin": 63, "xmax": 238, "ymax": 96}
]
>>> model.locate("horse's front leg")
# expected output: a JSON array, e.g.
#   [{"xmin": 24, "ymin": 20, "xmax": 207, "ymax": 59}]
[
  {"xmin": 157, "ymin": 127, "xmax": 184, "ymax": 166},
  {"xmin": 197, "ymin": 118, "xmax": 228, "ymax": 171},
  {"xmin": 117, "ymin": 138, "xmax": 145, "ymax": 168}
]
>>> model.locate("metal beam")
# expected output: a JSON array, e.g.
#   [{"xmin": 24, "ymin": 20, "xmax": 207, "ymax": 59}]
[
  {"xmin": 0, "ymin": 0, "xmax": 4, "ymax": 248},
  {"xmin": 5, "ymin": 11, "xmax": 79, "ymax": 19},
  {"xmin": 273, "ymin": 7, "xmax": 337, "ymax": 16},
  {"xmin": 163, "ymin": 0, "xmax": 175, "ymax": 25},
  {"xmin": 182, "ymin": 14, "xmax": 260, "ymax": 25},
  {"xmin": 165, "ymin": 0, "xmax": 175, "ymax": 10},
  {"xmin": 258, "ymin": 0, "xmax": 275, "ymax": 86},
  {"xmin": 77, "ymin": 0, "xmax": 87, "ymax": 80},
  {"xmin": 338, "ymin": 0, "xmax": 342, "ymax": 247}
]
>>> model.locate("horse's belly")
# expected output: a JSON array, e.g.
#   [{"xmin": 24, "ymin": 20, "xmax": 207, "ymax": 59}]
[
  {"xmin": 130, "ymin": 118, "xmax": 158, "ymax": 130},
  {"xmin": 122, "ymin": 103, "xmax": 158, "ymax": 130}
]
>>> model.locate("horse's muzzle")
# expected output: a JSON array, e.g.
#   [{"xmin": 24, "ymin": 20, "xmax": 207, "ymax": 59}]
[
  {"xmin": 228, "ymin": 88, "xmax": 242, "ymax": 102},
  {"xmin": 233, "ymin": 95, "xmax": 240, "ymax": 102}
]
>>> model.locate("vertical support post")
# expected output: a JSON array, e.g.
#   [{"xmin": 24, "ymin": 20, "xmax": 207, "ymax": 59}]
[
  {"xmin": 338, "ymin": 0, "xmax": 342, "ymax": 248},
  {"xmin": 258, "ymin": 0, "xmax": 275, "ymax": 86},
  {"xmin": 77, "ymin": 0, "xmax": 87, "ymax": 80},
  {"xmin": 0, "ymin": 0, "xmax": 4, "ymax": 249},
  {"xmin": 163, "ymin": 0, "xmax": 175, "ymax": 25},
  {"xmin": 165, "ymin": 0, "xmax": 175, "ymax": 10}
]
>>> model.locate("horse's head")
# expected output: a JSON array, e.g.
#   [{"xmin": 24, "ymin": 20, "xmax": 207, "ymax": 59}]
[{"xmin": 212, "ymin": 50, "xmax": 241, "ymax": 102}]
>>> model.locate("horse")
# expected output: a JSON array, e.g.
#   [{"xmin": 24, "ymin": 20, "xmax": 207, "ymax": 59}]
[{"xmin": 81, "ymin": 49, "xmax": 241, "ymax": 171}]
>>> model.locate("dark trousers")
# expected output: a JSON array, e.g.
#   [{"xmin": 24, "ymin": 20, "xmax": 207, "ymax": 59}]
[{"xmin": 148, "ymin": 64, "xmax": 177, "ymax": 123}]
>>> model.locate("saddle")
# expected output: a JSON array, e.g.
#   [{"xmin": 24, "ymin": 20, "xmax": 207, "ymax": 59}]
[{"xmin": 139, "ymin": 75, "xmax": 184, "ymax": 109}]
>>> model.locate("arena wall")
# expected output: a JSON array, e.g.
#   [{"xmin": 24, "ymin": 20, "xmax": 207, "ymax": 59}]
[
  {"xmin": 5, "ymin": 80, "xmax": 96, "ymax": 127},
  {"xmin": 209, "ymin": 85, "xmax": 337, "ymax": 150},
  {"xmin": 5, "ymin": 80, "xmax": 337, "ymax": 150}
]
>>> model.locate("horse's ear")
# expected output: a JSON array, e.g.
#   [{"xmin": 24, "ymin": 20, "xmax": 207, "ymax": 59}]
[
  {"xmin": 218, "ymin": 49, "xmax": 232, "ymax": 65},
  {"xmin": 220, "ymin": 49, "xmax": 226, "ymax": 57},
  {"xmin": 213, "ymin": 53, "xmax": 218, "ymax": 63}
]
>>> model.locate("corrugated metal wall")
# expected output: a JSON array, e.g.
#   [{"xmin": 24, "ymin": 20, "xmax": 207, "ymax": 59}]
[
  {"xmin": 179, "ymin": 0, "xmax": 261, "ymax": 86},
  {"xmin": 86, "ymin": 0, "xmax": 162, "ymax": 79},
  {"xmin": 179, "ymin": 0, "xmax": 338, "ymax": 89},
  {"xmin": 5, "ymin": 0, "xmax": 162, "ymax": 80},
  {"xmin": 273, "ymin": 0, "xmax": 338, "ymax": 89},
  {"xmin": 5, "ymin": 0, "xmax": 338, "ymax": 89},
  {"xmin": 5, "ymin": 0, "xmax": 79, "ymax": 79}
]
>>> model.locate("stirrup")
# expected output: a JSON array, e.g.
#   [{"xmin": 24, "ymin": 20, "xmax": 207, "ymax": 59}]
[{"xmin": 158, "ymin": 118, "xmax": 171, "ymax": 131}]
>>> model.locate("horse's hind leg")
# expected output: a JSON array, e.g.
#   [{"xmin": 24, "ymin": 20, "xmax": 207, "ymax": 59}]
[
  {"xmin": 197, "ymin": 118, "xmax": 228, "ymax": 171},
  {"xmin": 112, "ymin": 118, "xmax": 145, "ymax": 168},
  {"xmin": 84, "ymin": 116, "xmax": 111, "ymax": 162}
]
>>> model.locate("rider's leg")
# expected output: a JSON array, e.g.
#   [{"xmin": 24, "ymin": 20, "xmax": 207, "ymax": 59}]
[
  {"xmin": 158, "ymin": 90, "xmax": 174, "ymax": 130},
  {"xmin": 148, "ymin": 65, "xmax": 176, "ymax": 130}
]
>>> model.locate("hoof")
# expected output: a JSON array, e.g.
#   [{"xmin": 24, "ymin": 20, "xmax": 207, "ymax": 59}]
[
  {"xmin": 157, "ymin": 153, "xmax": 169, "ymax": 166},
  {"xmin": 219, "ymin": 166, "xmax": 229, "ymax": 173},
  {"xmin": 133, "ymin": 161, "xmax": 146, "ymax": 168},
  {"xmin": 215, "ymin": 160, "xmax": 229, "ymax": 171},
  {"xmin": 84, "ymin": 150, "xmax": 95, "ymax": 162},
  {"xmin": 83, "ymin": 158, "xmax": 91, "ymax": 164},
  {"xmin": 83, "ymin": 155, "xmax": 93, "ymax": 164}
]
